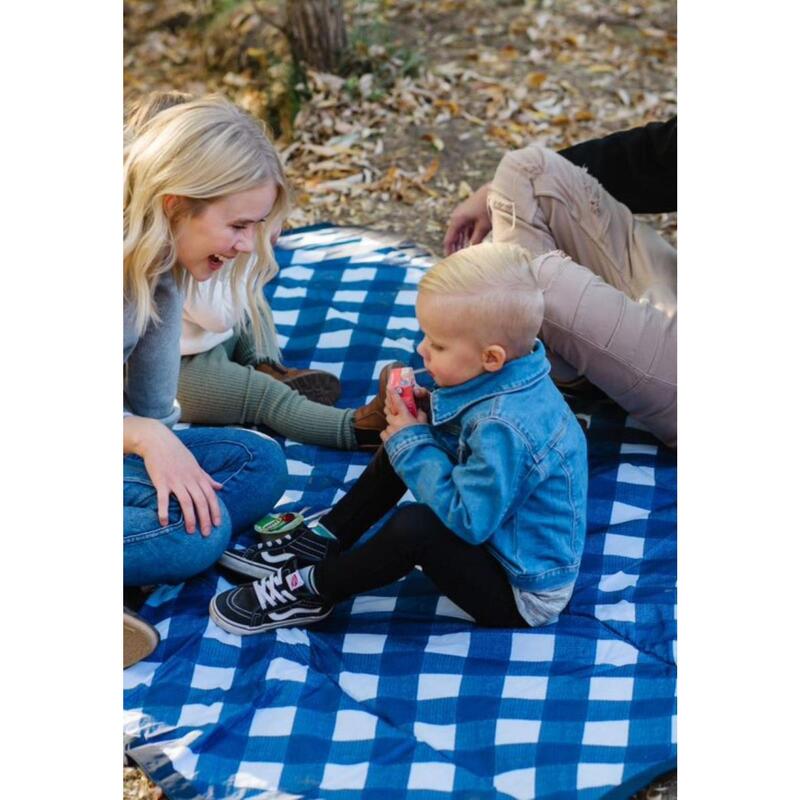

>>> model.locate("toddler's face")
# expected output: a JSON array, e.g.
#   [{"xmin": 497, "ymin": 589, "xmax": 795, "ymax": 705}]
[{"xmin": 416, "ymin": 294, "xmax": 486, "ymax": 388}]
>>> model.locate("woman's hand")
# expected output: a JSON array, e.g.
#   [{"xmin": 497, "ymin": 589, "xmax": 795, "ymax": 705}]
[
  {"xmin": 124, "ymin": 416, "xmax": 223, "ymax": 536},
  {"xmin": 380, "ymin": 389, "xmax": 429, "ymax": 443},
  {"xmin": 443, "ymin": 182, "xmax": 492, "ymax": 255}
]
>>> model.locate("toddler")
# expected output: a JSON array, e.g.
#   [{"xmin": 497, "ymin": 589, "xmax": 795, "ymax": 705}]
[{"xmin": 209, "ymin": 242, "xmax": 588, "ymax": 633}]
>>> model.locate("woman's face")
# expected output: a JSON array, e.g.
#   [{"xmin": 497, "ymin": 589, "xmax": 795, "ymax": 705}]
[{"xmin": 170, "ymin": 182, "xmax": 279, "ymax": 282}]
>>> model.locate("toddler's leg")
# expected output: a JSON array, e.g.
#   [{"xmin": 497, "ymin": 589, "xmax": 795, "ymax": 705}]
[
  {"xmin": 314, "ymin": 503, "xmax": 527, "ymax": 627},
  {"xmin": 320, "ymin": 445, "xmax": 409, "ymax": 550}
]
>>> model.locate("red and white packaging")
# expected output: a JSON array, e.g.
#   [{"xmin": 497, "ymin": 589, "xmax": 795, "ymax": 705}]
[{"xmin": 388, "ymin": 366, "xmax": 418, "ymax": 416}]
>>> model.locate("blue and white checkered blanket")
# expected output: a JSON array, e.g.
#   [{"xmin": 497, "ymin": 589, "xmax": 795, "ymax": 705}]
[{"xmin": 124, "ymin": 225, "xmax": 677, "ymax": 799}]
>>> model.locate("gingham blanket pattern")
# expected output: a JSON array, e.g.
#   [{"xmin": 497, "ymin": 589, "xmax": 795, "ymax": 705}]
[{"xmin": 123, "ymin": 225, "xmax": 677, "ymax": 800}]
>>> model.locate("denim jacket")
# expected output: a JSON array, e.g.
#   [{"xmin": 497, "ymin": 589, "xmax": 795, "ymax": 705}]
[{"xmin": 384, "ymin": 342, "xmax": 588, "ymax": 592}]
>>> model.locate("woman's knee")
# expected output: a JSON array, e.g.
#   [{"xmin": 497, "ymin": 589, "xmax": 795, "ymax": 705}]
[
  {"xmin": 123, "ymin": 501, "xmax": 233, "ymax": 586},
  {"xmin": 240, "ymin": 429, "xmax": 288, "ymax": 501}
]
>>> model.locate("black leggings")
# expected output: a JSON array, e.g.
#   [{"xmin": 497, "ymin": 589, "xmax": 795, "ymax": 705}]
[{"xmin": 314, "ymin": 447, "xmax": 527, "ymax": 627}]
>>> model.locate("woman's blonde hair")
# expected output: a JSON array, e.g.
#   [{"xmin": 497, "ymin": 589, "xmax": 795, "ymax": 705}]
[
  {"xmin": 123, "ymin": 92, "xmax": 291, "ymax": 357},
  {"xmin": 419, "ymin": 242, "xmax": 545, "ymax": 358}
]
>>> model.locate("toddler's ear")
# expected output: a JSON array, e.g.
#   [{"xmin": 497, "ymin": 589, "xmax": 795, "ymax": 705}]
[{"xmin": 482, "ymin": 344, "xmax": 507, "ymax": 373}]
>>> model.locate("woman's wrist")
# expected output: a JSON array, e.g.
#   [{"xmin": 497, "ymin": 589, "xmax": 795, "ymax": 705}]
[{"xmin": 123, "ymin": 415, "xmax": 166, "ymax": 456}]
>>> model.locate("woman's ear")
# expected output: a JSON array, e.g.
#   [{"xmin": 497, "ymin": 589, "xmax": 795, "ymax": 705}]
[
  {"xmin": 162, "ymin": 194, "xmax": 180, "ymax": 219},
  {"xmin": 482, "ymin": 344, "xmax": 507, "ymax": 373}
]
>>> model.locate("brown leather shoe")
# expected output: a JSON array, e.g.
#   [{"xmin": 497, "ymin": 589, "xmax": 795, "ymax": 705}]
[
  {"xmin": 353, "ymin": 361, "xmax": 404, "ymax": 449},
  {"xmin": 256, "ymin": 362, "xmax": 341, "ymax": 406}
]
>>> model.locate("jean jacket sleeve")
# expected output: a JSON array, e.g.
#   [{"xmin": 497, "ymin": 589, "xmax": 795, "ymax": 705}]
[{"xmin": 385, "ymin": 418, "xmax": 535, "ymax": 545}]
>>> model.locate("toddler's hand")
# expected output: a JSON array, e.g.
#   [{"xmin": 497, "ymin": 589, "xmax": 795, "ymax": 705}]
[{"xmin": 381, "ymin": 390, "xmax": 428, "ymax": 443}]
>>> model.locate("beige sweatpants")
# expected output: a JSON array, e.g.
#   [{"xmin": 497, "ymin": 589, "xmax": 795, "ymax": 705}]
[{"xmin": 488, "ymin": 144, "xmax": 677, "ymax": 447}]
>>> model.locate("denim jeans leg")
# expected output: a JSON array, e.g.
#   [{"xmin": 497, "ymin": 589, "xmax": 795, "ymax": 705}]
[{"xmin": 123, "ymin": 426, "xmax": 288, "ymax": 586}]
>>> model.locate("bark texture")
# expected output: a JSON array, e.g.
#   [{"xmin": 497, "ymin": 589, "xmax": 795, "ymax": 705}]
[{"xmin": 286, "ymin": 0, "xmax": 347, "ymax": 72}]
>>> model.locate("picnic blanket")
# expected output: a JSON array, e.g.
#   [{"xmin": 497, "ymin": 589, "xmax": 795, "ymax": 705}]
[{"xmin": 123, "ymin": 225, "xmax": 677, "ymax": 800}]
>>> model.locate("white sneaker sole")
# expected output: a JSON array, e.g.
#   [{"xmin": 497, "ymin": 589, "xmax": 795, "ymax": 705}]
[{"xmin": 208, "ymin": 597, "xmax": 332, "ymax": 636}]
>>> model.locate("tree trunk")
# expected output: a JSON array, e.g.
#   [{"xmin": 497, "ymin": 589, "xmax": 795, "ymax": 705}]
[{"xmin": 286, "ymin": 0, "xmax": 347, "ymax": 73}]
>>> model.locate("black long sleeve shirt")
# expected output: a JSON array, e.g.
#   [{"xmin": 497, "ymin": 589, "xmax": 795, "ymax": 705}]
[{"xmin": 558, "ymin": 117, "xmax": 676, "ymax": 214}]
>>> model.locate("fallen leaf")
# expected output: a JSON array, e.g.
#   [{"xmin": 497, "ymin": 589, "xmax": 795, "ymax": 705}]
[
  {"xmin": 525, "ymin": 71, "xmax": 548, "ymax": 89},
  {"xmin": 421, "ymin": 133, "xmax": 445, "ymax": 151}
]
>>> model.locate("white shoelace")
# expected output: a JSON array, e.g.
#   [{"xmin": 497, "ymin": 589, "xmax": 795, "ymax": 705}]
[{"xmin": 253, "ymin": 573, "xmax": 296, "ymax": 610}]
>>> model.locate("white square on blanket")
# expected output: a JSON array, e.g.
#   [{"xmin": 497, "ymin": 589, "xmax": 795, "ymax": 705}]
[
  {"xmin": 343, "ymin": 633, "xmax": 387, "ymax": 654},
  {"xmin": 249, "ymin": 705, "xmax": 298, "ymax": 737},
  {"xmin": 495, "ymin": 718, "xmax": 541, "ymax": 745},
  {"xmin": 333, "ymin": 709, "xmax": 378, "ymax": 741},
  {"xmin": 289, "ymin": 248, "xmax": 326, "ymax": 264},
  {"xmin": 414, "ymin": 721, "xmax": 457, "ymax": 751},
  {"xmin": 588, "ymin": 677, "xmax": 635, "ymax": 701},
  {"xmin": 598, "ymin": 571, "xmax": 639, "ymax": 592},
  {"xmin": 317, "ymin": 329, "xmax": 353, "ymax": 348},
  {"xmin": 326, "ymin": 307, "xmax": 360, "ymax": 324},
  {"xmin": 616, "ymin": 463, "xmax": 656, "ymax": 486},
  {"xmin": 351, "ymin": 595, "xmax": 397, "ymax": 614},
  {"xmin": 345, "ymin": 464, "xmax": 366, "ymax": 482},
  {"xmin": 338, "ymin": 671, "xmax": 380, "ymax": 701},
  {"xmin": 609, "ymin": 501, "xmax": 650, "ymax": 526},
  {"xmin": 603, "ymin": 533, "xmax": 645, "ymax": 559},
  {"xmin": 177, "ymin": 702, "xmax": 223, "ymax": 728},
  {"xmin": 595, "ymin": 600, "xmax": 636, "ymax": 623},
  {"xmin": 501, "ymin": 675, "xmax": 549, "ymax": 700},
  {"xmin": 434, "ymin": 597, "xmax": 475, "ymax": 622},
  {"xmin": 417, "ymin": 673, "xmax": 462, "ymax": 700},
  {"xmin": 190, "ymin": 664, "xmax": 235, "ymax": 691},
  {"xmin": 425, "ymin": 632, "xmax": 471, "ymax": 658},
  {"xmin": 494, "ymin": 768, "xmax": 537, "ymax": 799},
  {"xmin": 387, "ymin": 316, "xmax": 420, "ymax": 331},
  {"xmin": 265, "ymin": 656, "xmax": 308, "ymax": 683},
  {"xmin": 280, "ymin": 265, "xmax": 315, "ymax": 280},
  {"xmin": 408, "ymin": 762, "xmax": 456, "ymax": 792},
  {"xmin": 381, "ymin": 335, "xmax": 417, "ymax": 353},
  {"xmin": 320, "ymin": 762, "xmax": 370, "ymax": 790},
  {"xmin": 341, "ymin": 267, "xmax": 377, "ymax": 282},
  {"xmin": 273, "ymin": 285, "xmax": 307, "ymax": 299},
  {"xmin": 203, "ymin": 620, "xmax": 242, "ymax": 647},
  {"xmin": 595, "ymin": 639, "xmax": 638, "ymax": 667},
  {"xmin": 394, "ymin": 290, "xmax": 417, "ymax": 306},
  {"xmin": 510, "ymin": 632, "xmax": 555, "ymax": 662},
  {"xmin": 233, "ymin": 762, "xmax": 285, "ymax": 791},
  {"xmin": 582, "ymin": 720, "xmax": 629, "ymax": 747},
  {"xmin": 271, "ymin": 308, "xmax": 300, "ymax": 326},
  {"xmin": 333, "ymin": 289, "xmax": 367, "ymax": 303},
  {"xmin": 577, "ymin": 762, "xmax": 624, "ymax": 790}
]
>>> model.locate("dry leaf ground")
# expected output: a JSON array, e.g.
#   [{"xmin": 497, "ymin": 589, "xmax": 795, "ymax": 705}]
[{"xmin": 123, "ymin": 1, "xmax": 676, "ymax": 796}]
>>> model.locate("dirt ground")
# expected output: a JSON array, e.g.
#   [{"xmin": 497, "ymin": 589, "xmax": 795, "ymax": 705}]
[{"xmin": 123, "ymin": 1, "xmax": 677, "ymax": 796}]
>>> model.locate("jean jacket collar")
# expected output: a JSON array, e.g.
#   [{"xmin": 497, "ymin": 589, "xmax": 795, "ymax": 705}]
[{"xmin": 430, "ymin": 341, "xmax": 551, "ymax": 425}]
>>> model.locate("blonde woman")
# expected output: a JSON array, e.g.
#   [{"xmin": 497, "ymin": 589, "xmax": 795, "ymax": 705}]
[
  {"xmin": 123, "ymin": 95, "xmax": 291, "ymax": 665},
  {"xmin": 129, "ymin": 91, "xmax": 395, "ymax": 454}
]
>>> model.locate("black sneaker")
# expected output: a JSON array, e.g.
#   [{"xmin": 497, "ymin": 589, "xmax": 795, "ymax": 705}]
[
  {"xmin": 209, "ymin": 567, "xmax": 333, "ymax": 635},
  {"xmin": 218, "ymin": 523, "xmax": 339, "ymax": 580}
]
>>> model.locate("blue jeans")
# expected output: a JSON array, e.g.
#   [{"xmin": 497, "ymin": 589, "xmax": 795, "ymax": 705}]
[{"xmin": 124, "ymin": 427, "xmax": 288, "ymax": 586}]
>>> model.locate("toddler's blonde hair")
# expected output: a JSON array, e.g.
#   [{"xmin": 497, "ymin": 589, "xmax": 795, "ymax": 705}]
[
  {"xmin": 123, "ymin": 92, "xmax": 291, "ymax": 358},
  {"xmin": 419, "ymin": 242, "xmax": 544, "ymax": 358}
]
